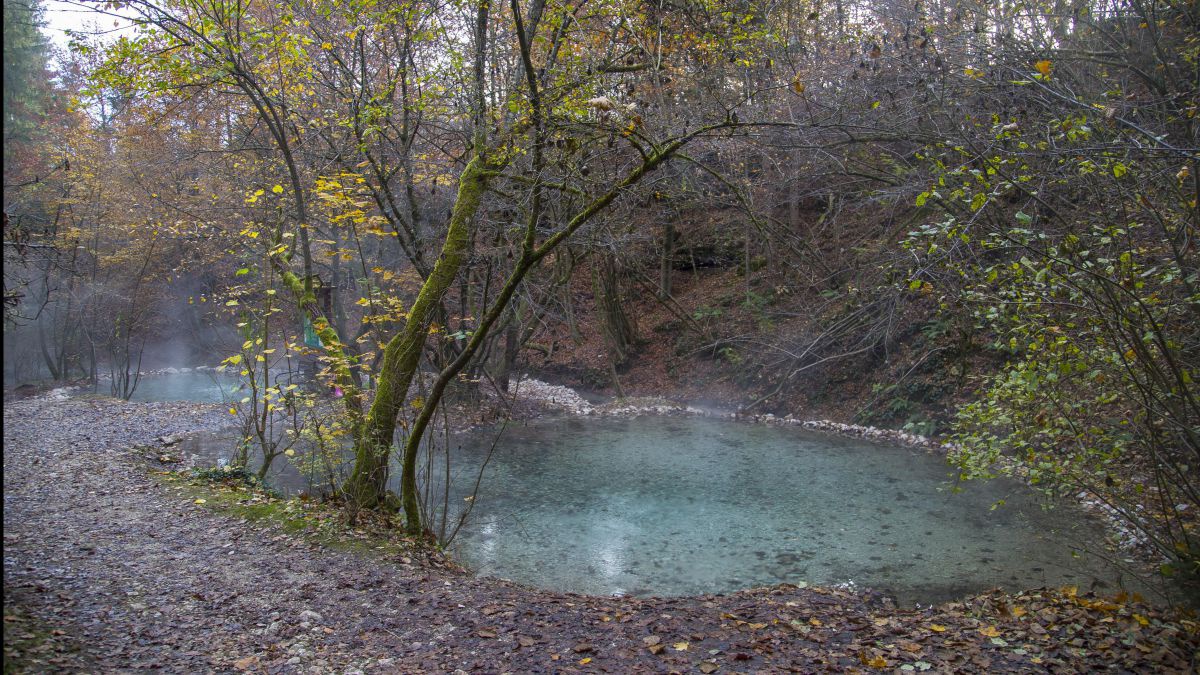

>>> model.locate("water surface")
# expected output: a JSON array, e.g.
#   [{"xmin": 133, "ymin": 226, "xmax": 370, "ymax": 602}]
[
  {"xmin": 113, "ymin": 371, "xmax": 245, "ymax": 403},
  {"xmin": 445, "ymin": 415, "xmax": 1123, "ymax": 605}
]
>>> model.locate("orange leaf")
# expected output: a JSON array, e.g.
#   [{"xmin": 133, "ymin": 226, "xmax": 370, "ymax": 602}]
[{"xmin": 1034, "ymin": 60, "xmax": 1052, "ymax": 75}]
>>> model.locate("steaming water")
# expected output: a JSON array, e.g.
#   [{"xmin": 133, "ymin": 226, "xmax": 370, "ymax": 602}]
[
  {"xmin": 125, "ymin": 371, "xmax": 245, "ymax": 402},
  {"xmin": 443, "ymin": 416, "xmax": 1126, "ymax": 606}
]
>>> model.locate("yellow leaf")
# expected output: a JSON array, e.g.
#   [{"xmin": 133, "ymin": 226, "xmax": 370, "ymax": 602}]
[
  {"xmin": 1034, "ymin": 60, "xmax": 1052, "ymax": 76},
  {"xmin": 809, "ymin": 618, "xmax": 822, "ymax": 627},
  {"xmin": 929, "ymin": 624, "xmax": 947, "ymax": 632},
  {"xmin": 866, "ymin": 655, "xmax": 888, "ymax": 669},
  {"xmin": 1012, "ymin": 606, "xmax": 1027, "ymax": 618},
  {"xmin": 673, "ymin": 642, "xmax": 689, "ymax": 651},
  {"xmin": 790, "ymin": 77, "xmax": 805, "ymax": 95},
  {"xmin": 284, "ymin": 448, "xmax": 296, "ymax": 457},
  {"xmin": 228, "ymin": 407, "xmax": 237, "ymax": 415},
  {"xmin": 579, "ymin": 657, "xmax": 592, "ymax": 665},
  {"xmin": 979, "ymin": 625, "xmax": 1001, "ymax": 638},
  {"xmin": 272, "ymin": 184, "xmax": 284, "ymax": 194},
  {"xmin": 194, "ymin": 498, "xmax": 207, "ymax": 504},
  {"xmin": 1132, "ymin": 613, "xmax": 1149, "ymax": 626}
]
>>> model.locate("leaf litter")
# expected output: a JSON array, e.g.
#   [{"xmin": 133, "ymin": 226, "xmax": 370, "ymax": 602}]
[{"xmin": 4, "ymin": 397, "xmax": 1197, "ymax": 673}]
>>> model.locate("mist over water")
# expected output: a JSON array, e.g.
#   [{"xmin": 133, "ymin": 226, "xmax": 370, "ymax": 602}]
[{"xmin": 123, "ymin": 371, "xmax": 244, "ymax": 403}]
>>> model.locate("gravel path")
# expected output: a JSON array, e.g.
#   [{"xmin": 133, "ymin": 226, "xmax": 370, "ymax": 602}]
[{"xmin": 4, "ymin": 396, "xmax": 1197, "ymax": 673}]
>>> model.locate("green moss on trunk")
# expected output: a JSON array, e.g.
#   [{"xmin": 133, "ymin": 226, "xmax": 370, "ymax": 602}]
[{"xmin": 343, "ymin": 157, "xmax": 490, "ymax": 517}]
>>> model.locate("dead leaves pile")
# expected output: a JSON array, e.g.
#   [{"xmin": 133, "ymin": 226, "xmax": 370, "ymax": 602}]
[
  {"xmin": 688, "ymin": 585, "xmax": 1198, "ymax": 673},
  {"xmin": 446, "ymin": 583, "xmax": 1195, "ymax": 673}
]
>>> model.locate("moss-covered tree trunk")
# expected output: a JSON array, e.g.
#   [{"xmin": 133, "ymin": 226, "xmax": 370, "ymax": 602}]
[{"xmin": 341, "ymin": 158, "xmax": 491, "ymax": 512}]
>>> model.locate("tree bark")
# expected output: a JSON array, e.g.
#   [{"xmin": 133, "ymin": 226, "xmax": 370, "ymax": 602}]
[{"xmin": 342, "ymin": 157, "xmax": 491, "ymax": 511}]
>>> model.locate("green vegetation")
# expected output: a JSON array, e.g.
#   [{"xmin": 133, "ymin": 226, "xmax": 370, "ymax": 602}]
[{"xmin": 154, "ymin": 466, "xmax": 434, "ymax": 559}]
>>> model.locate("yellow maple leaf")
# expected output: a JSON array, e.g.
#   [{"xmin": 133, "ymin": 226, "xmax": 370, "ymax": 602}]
[{"xmin": 979, "ymin": 625, "xmax": 1001, "ymax": 638}]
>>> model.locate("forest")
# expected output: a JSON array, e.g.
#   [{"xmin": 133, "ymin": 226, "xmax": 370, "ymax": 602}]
[{"xmin": 3, "ymin": 0, "xmax": 1199, "ymax": 670}]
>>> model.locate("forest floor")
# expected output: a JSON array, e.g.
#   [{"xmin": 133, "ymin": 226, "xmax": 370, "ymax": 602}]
[{"xmin": 4, "ymin": 395, "xmax": 1199, "ymax": 673}]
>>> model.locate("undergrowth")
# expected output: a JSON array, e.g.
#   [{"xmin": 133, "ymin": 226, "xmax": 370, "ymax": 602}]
[{"xmin": 147, "ymin": 465, "xmax": 456, "ymax": 569}]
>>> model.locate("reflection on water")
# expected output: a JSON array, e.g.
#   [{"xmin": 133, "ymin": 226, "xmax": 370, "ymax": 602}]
[{"xmin": 442, "ymin": 416, "xmax": 1135, "ymax": 606}]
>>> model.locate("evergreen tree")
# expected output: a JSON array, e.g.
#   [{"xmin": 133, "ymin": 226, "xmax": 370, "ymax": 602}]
[{"xmin": 3, "ymin": 0, "xmax": 50, "ymax": 151}]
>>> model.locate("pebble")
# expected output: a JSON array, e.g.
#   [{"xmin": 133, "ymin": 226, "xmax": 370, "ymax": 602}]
[{"xmin": 299, "ymin": 609, "xmax": 323, "ymax": 623}]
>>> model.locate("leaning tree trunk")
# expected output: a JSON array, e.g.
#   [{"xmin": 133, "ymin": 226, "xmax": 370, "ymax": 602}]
[{"xmin": 341, "ymin": 158, "xmax": 491, "ymax": 512}]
